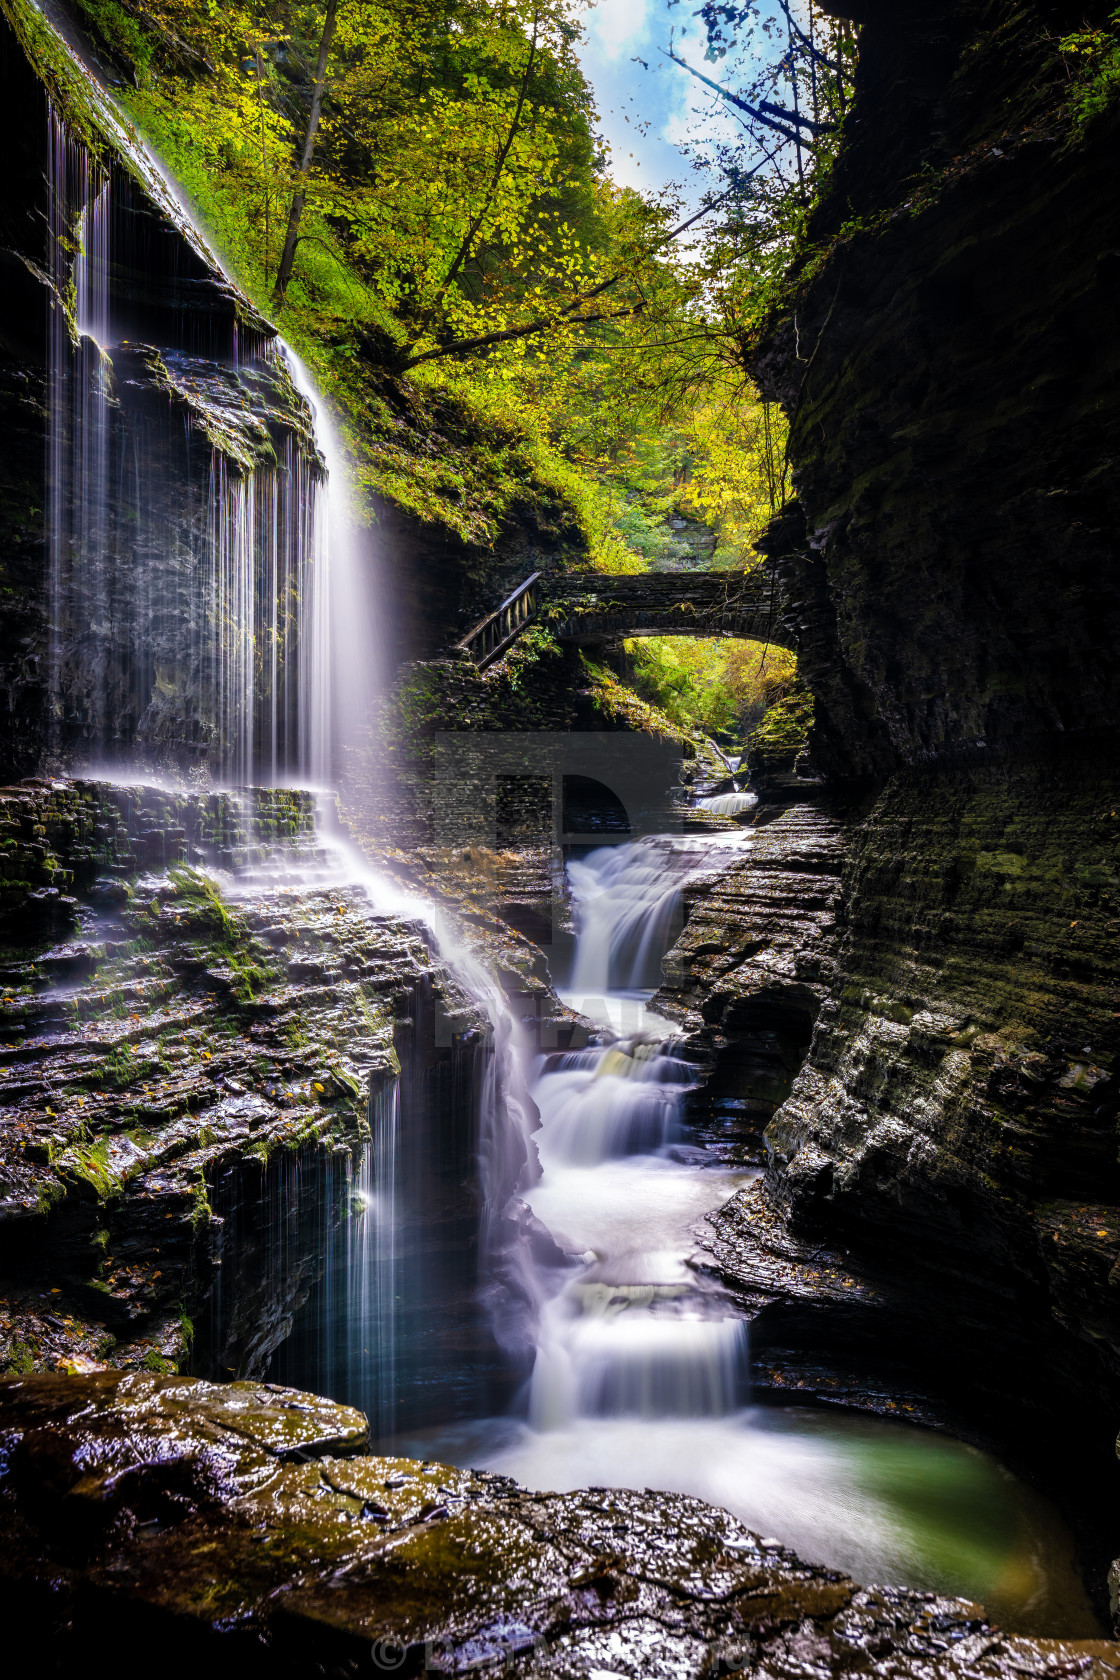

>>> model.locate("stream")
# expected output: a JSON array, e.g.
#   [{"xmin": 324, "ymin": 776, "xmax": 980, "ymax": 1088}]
[{"xmin": 376, "ymin": 835, "xmax": 1098, "ymax": 1640}]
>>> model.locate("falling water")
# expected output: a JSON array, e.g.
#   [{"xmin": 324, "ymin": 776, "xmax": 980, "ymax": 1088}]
[
  {"xmin": 567, "ymin": 835, "xmax": 743, "ymax": 992},
  {"xmin": 355, "ymin": 1080, "xmax": 402, "ymax": 1440},
  {"xmin": 204, "ymin": 437, "xmax": 329, "ymax": 785},
  {"xmin": 696, "ymin": 790, "xmax": 758, "ymax": 817},
  {"xmin": 42, "ymin": 97, "xmax": 361, "ymax": 784},
  {"xmin": 47, "ymin": 106, "xmax": 112, "ymax": 753}
]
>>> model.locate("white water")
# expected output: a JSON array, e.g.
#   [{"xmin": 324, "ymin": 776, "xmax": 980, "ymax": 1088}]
[
  {"xmin": 696, "ymin": 790, "xmax": 758, "ymax": 817},
  {"xmin": 519, "ymin": 839, "xmax": 752, "ymax": 1432},
  {"xmin": 567, "ymin": 833, "xmax": 750, "ymax": 992},
  {"xmin": 43, "ymin": 69, "xmax": 372, "ymax": 787},
  {"xmin": 346, "ymin": 1081, "xmax": 401, "ymax": 1440}
]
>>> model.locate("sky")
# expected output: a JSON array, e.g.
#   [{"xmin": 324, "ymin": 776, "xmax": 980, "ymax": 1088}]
[{"xmin": 574, "ymin": 0, "xmax": 736, "ymax": 217}]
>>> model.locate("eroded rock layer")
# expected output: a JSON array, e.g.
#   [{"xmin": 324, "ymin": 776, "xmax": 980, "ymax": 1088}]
[
  {"xmin": 4, "ymin": 1370, "xmax": 1119, "ymax": 1679},
  {"xmin": 0, "ymin": 777, "xmax": 504, "ymax": 1381}
]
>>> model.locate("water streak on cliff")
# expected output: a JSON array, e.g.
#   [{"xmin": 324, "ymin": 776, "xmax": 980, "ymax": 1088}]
[{"xmin": 42, "ymin": 95, "xmax": 349, "ymax": 783}]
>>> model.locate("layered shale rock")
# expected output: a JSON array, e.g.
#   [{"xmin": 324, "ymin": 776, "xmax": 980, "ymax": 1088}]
[
  {"xmin": 654, "ymin": 801, "xmax": 854, "ymax": 1158},
  {"xmin": 754, "ymin": 0, "xmax": 1120, "ymax": 782},
  {"xmin": 0, "ymin": 777, "xmax": 497, "ymax": 1381}
]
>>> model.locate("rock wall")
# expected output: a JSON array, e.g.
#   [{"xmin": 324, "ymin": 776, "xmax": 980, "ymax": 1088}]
[
  {"xmin": 756, "ymin": 0, "xmax": 1120, "ymax": 782},
  {"xmin": 741, "ymin": 0, "xmax": 1120, "ymax": 1499},
  {"xmin": 0, "ymin": 777, "xmax": 484, "ymax": 1382},
  {"xmin": 0, "ymin": 0, "xmax": 329, "ymax": 780}
]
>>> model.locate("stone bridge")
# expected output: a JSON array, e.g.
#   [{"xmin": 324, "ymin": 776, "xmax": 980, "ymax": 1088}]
[
  {"xmin": 542, "ymin": 570, "xmax": 792, "ymax": 648},
  {"xmin": 457, "ymin": 568, "xmax": 792, "ymax": 669}
]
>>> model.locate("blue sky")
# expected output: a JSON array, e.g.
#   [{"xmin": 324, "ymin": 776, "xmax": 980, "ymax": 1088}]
[{"xmin": 574, "ymin": 0, "xmax": 733, "ymax": 215}]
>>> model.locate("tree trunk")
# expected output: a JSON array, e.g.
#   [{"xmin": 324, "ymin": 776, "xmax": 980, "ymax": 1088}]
[{"xmin": 272, "ymin": 0, "xmax": 339, "ymax": 305}]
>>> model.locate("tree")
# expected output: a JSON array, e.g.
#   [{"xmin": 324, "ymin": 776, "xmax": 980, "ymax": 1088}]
[{"xmin": 272, "ymin": 0, "xmax": 340, "ymax": 304}]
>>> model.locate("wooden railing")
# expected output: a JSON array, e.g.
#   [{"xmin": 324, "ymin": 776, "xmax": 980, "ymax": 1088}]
[{"xmin": 457, "ymin": 571, "xmax": 542, "ymax": 670}]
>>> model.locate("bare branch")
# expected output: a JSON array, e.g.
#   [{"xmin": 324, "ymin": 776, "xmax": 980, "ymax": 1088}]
[{"xmin": 663, "ymin": 47, "xmax": 819, "ymax": 152}]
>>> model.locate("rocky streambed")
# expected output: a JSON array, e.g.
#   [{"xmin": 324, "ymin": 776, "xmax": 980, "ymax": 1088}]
[{"xmin": 4, "ymin": 1366, "xmax": 1120, "ymax": 1680}]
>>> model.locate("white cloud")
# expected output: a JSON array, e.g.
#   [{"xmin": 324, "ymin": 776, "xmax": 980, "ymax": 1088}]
[{"xmin": 583, "ymin": 0, "xmax": 650, "ymax": 63}]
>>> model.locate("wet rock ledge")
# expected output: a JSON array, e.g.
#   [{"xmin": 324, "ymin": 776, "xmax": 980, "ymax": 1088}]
[
  {"xmin": 2, "ymin": 1369, "xmax": 1119, "ymax": 1679},
  {"xmin": 0, "ymin": 777, "xmax": 507, "ymax": 1380}
]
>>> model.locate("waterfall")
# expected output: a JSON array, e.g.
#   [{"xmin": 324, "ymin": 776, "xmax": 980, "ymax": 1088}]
[
  {"xmin": 204, "ymin": 437, "xmax": 329, "ymax": 785},
  {"xmin": 696, "ymin": 790, "xmax": 758, "ymax": 817},
  {"xmin": 344, "ymin": 1081, "xmax": 401, "ymax": 1440},
  {"xmin": 566, "ymin": 836, "xmax": 744, "ymax": 993},
  {"xmin": 505, "ymin": 835, "xmax": 754, "ymax": 1438},
  {"xmin": 47, "ymin": 105, "xmax": 111, "ymax": 755},
  {"xmin": 41, "ymin": 95, "xmax": 362, "ymax": 785},
  {"xmin": 529, "ymin": 1290, "xmax": 748, "ymax": 1427}
]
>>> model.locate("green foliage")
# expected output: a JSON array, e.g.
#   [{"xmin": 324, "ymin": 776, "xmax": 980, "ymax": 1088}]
[
  {"xmin": 69, "ymin": 0, "xmax": 791, "ymax": 571},
  {"xmin": 748, "ymin": 677, "xmax": 815, "ymax": 759},
  {"xmin": 621, "ymin": 637, "xmax": 797, "ymax": 740},
  {"xmin": 1060, "ymin": 10, "xmax": 1120, "ymax": 122}
]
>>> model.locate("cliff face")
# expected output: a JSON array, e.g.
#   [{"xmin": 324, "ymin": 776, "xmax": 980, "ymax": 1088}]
[
  {"xmin": 745, "ymin": 0, "xmax": 1120, "ymax": 1474},
  {"xmin": 0, "ymin": 1, "xmax": 330, "ymax": 779},
  {"xmin": 757, "ymin": 0, "xmax": 1120, "ymax": 783}
]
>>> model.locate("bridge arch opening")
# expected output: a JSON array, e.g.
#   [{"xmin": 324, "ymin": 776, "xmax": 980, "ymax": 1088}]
[
  {"xmin": 614, "ymin": 635, "xmax": 800, "ymax": 751},
  {"xmin": 562, "ymin": 774, "xmax": 631, "ymax": 837}
]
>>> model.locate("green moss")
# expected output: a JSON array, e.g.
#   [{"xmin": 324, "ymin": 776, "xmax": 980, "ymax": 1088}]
[
  {"xmin": 63, "ymin": 1137, "xmax": 117, "ymax": 1200},
  {"xmin": 187, "ymin": 1174, "xmax": 212, "ymax": 1233},
  {"xmin": 2, "ymin": 1340, "xmax": 36, "ymax": 1376},
  {"xmin": 141, "ymin": 1349, "xmax": 176, "ymax": 1374},
  {"xmin": 747, "ymin": 680, "xmax": 814, "ymax": 763}
]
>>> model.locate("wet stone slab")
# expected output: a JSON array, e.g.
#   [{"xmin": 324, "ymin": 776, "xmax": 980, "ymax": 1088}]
[{"xmin": 1, "ymin": 1371, "xmax": 1118, "ymax": 1679}]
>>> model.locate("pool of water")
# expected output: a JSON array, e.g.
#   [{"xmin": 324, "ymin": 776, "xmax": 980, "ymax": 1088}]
[{"xmin": 394, "ymin": 1405, "xmax": 1100, "ymax": 1638}]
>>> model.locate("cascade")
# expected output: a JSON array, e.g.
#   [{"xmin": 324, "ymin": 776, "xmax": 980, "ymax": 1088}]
[
  {"xmin": 43, "ymin": 96, "xmax": 356, "ymax": 783},
  {"xmin": 524, "ymin": 837, "xmax": 752, "ymax": 1432},
  {"xmin": 696, "ymin": 790, "xmax": 758, "ymax": 817}
]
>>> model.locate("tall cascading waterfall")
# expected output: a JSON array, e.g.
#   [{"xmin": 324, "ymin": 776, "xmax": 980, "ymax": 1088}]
[
  {"xmin": 36, "ymin": 30, "xmax": 522, "ymax": 1446},
  {"xmin": 42, "ymin": 92, "xmax": 358, "ymax": 785}
]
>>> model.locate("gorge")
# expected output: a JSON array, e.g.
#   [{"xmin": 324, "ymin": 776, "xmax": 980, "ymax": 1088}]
[{"xmin": 1, "ymin": 1, "xmax": 1119, "ymax": 1677}]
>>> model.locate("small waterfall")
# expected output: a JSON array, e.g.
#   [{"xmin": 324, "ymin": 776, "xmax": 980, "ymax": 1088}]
[
  {"xmin": 205, "ymin": 438, "xmax": 328, "ymax": 785},
  {"xmin": 507, "ymin": 835, "xmax": 752, "ymax": 1440},
  {"xmin": 529, "ymin": 1289, "xmax": 747, "ymax": 1427},
  {"xmin": 696, "ymin": 791, "xmax": 758, "ymax": 817},
  {"xmin": 282, "ymin": 349, "xmax": 374, "ymax": 790},
  {"xmin": 532, "ymin": 1041, "xmax": 701, "ymax": 1165},
  {"xmin": 567, "ymin": 836, "xmax": 742, "ymax": 992},
  {"xmin": 345, "ymin": 1081, "xmax": 401, "ymax": 1440}
]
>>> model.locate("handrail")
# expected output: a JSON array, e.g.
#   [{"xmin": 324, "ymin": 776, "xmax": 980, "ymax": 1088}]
[
  {"xmin": 454, "ymin": 565, "xmax": 784, "ymax": 667},
  {"xmin": 457, "ymin": 570, "xmax": 543, "ymax": 670}
]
